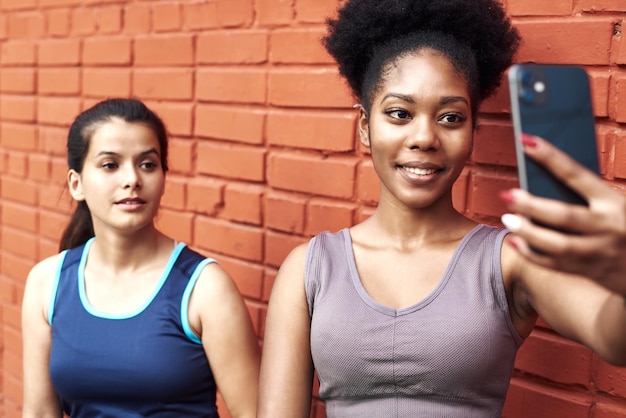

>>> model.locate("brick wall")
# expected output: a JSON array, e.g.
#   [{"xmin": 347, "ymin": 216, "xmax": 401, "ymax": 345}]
[{"xmin": 0, "ymin": 0, "xmax": 624, "ymax": 417}]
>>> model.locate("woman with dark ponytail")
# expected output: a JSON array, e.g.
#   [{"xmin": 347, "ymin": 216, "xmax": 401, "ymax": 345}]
[
  {"xmin": 258, "ymin": 0, "xmax": 626, "ymax": 417},
  {"xmin": 22, "ymin": 98, "xmax": 260, "ymax": 417}
]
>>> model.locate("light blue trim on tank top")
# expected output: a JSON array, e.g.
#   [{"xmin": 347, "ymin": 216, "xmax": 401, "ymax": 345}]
[
  {"xmin": 77, "ymin": 238, "xmax": 186, "ymax": 320},
  {"xmin": 48, "ymin": 250, "xmax": 69, "ymax": 326},
  {"xmin": 181, "ymin": 258, "xmax": 217, "ymax": 344}
]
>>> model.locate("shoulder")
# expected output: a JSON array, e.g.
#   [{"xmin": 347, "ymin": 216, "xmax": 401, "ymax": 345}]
[{"xmin": 24, "ymin": 253, "xmax": 66, "ymax": 322}]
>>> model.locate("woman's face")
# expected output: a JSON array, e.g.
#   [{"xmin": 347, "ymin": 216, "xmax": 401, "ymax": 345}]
[
  {"xmin": 67, "ymin": 118, "xmax": 166, "ymax": 236},
  {"xmin": 359, "ymin": 49, "xmax": 474, "ymax": 211}
]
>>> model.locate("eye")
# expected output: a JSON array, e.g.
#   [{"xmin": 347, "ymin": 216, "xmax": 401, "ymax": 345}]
[
  {"xmin": 386, "ymin": 109, "xmax": 412, "ymax": 120},
  {"xmin": 439, "ymin": 113, "xmax": 467, "ymax": 125},
  {"xmin": 140, "ymin": 160, "xmax": 159, "ymax": 170},
  {"xmin": 101, "ymin": 161, "xmax": 118, "ymax": 170}
]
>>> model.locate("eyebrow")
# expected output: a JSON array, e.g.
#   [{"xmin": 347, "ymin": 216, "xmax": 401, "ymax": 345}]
[
  {"xmin": 95, "ymin": 147, "xmax": 160, "ymax": 158},
  {"xmin": 380, "ymin": 93, "xmax": 469, "ymax": 106}
]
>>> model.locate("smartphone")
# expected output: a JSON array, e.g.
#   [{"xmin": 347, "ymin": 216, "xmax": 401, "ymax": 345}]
[{"xmin": 508, "ymin": 63, "xmax": 599, "ymax": 206}]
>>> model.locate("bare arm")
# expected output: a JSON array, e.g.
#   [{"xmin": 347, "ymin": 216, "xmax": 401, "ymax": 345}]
[
  {"xmin": 502, "ymin": 134, "xmax": 626, "ymax": 365},
  {"xmin": 22, "ymin": 256, "xmax": 63, "ymax": 418},
  {"xmin": 189, "ymin": 263, "xmax": 260, "ymax": 418},
  {"xmin": 258, "ymin": 244, "xmax": 314, "ymax": 418}
]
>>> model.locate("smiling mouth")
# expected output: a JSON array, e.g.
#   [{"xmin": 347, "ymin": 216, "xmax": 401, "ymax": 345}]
[{"xmin": 399, "ymin": 166, "xmax": 440, "ymax": 176}]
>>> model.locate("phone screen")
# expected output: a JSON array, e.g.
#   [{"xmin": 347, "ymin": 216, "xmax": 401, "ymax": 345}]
[{"xmin": 508, "ymin": 64, "xmax": 599, "ymax": 206}]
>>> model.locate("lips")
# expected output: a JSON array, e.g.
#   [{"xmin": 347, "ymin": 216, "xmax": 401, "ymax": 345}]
[
  {"xmin": 115, "ymin": 197, "xmax": 146, "ymax": 205},
  {"xmin": 397, "ymin": 162, "xmax": 443, "ymax": 176}
]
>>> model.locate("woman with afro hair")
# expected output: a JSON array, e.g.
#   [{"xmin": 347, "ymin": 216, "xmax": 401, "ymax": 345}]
[{"xmin": 259, "ymin": 0, "xmax": 626, "ymax": 417}]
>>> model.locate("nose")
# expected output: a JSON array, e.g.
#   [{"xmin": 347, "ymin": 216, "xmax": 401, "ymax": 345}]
[
  {"xmin": 123, "ymin": 165, "xmax": 142, "ymax": 189},
  {"xmin": 406, "ymin": 116, "xmax": 440, "ymax": 151}
]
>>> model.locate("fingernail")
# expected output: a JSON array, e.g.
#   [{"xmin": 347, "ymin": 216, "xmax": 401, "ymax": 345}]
[
  {"xmin": 506, "ymin": 237, "xmax": 520, "ymax": 250},
  {"xmin": 521, "ymin": 133, "xmax": 538, "ymax": 148},
  {"xmin": 499, "ymin": 190, "xmax": 516, "ymax": 205},
  {"xmin": 501, "ymin": 213, "xmax": 522, "ymax": 232}
]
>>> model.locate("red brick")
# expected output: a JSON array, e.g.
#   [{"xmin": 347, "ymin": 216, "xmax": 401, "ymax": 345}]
[
  {"xmin": 468, "ymin": 171, "xmax": 518, "ymax": 219},
  {"xmin": 473, "ymin": 122, "xmax": 516, "ymax": 167},
  {"xmin": 161, "ymin": 177, "xmax": 187, "ymax": 211},
  {"xmin": 222, "ymin": 183, "xmax": 263, "ymax": 225},
  {"xmin": 97, "ymin": 6, "xmax": 122, "ymax": 34},
  {"xmin": 270, "ymin": 28, "xmax": 333, "ymax": 64},
  {"xmin": 187, "ymin": 177, "xmax": 224, "ymax": 216},
  {"xmin": 71, "ymin": 7, "xmax": 96, "ymax": 35},
  {"xmin": 1, "ymin": 122, "xmax": 38, "ymax": 151},
  {"xmin": 217, "ymin": 255, "xmax": 264, "ymax": 300},
  {"xmin": 503, "ymin": 378, "xmax": 592, "ymax": 418},
  {"xmin": 37, "ymin": 97, "xmax": 81, "ymax": 126},
  {"xmin": 7, "ymin": 12, "xmax": 45, "ymax": 39},
  {"xmin": 216, "ymin": 0, "xmax": 254, "ymax": 27},
  {"xmin": 47, "ymin": 8, "xmax": 70, "ymax": 36},
  {"xmin": 514, "ymin": 19, "xmax": 613, "ymax": 65},
  {"xmin": 37, "ymin": 67, "xmax": 80, "ymax": 95},
  {"xmin": 181, "ymin": 2, "xmax": 219, "ymax": 31},
  {"xmin": 133, "ymin": 69, "xmax": 194, "ymax": 100},
  {"xmin": 82, "ymin": 68, "xmax": 131, "ymax": 98},
  {"xmin": 587, "ymin": 69, "xmax": 610, "ymax": 118},
  {"xmin": 39, "ymin": 210, "xmax": 67, "ymax": 241},
  {"xmin": 1, "ymin": 40, "xmax": 36, "ymax": 65},
  {"xmin": 0, "ymin": 68, "xmax": 35, "ymax": 93},
  {"xmin": 596, "ymin": 358, "xmax": 626, "ymax": 397},
  {"xmin": 195, "ymin": 105, "xmax": 265, "ymax": 145},
  {"xmin": 155, "ymin": 209, "xmax": 193, "ymax": 244},
  {"xmin": 168, "ymin": 138, "xmax": 194, "ymax": 175},
  {"xmin": 28, "ymin": 154, "xmax": 50, "ymax": 181},
  {"xmin": 196, "ymin": 69, "xmax": 267, "ymax": 104},
  {"xmin": 257, "ymin": 0, "xmax": 293, "ymax": 25},
  {"xmin": 1, "ymin": 227, "xmax": 37, "ymax": 258},
  {"xmin": 269, "ymin": 69, "xmax": 353, "ymax": 108},
  {"xmin": 268, "ymin": 151, "xmax": 358, "ymax": 198},
  {"xmin": 613, "ymin": 134, "xmax": 626, "ymax": 179},
  {"xmin": 123, "ymin": 3, "xmax": 150, "ymax": 35},
  {"xmin": 7, "ymin": 153, "xmax": 27, "ymax": 177},
  {"xmin": 264, "ymin": 191, "xmax": 306, "ymax": 234},
  {"xmin": 305, "ymin": 198, "xmax": 354, "ymax": 235},
  {"xmin": 37, "ymin": 38, "xmax": 81, "ymax": 66},
  {"xmin": 0, "ymin": 95, "xmax": 36, "ymax": 122},
  {"xmin": 507, "ymin": 0, "xmax": 574, "ymax": 16},
  {"xmin": 578, "ymin": 0, "xmax": 626, "ymax": 11},
  {"xmin": 197, "ymin": 30, "xmax": 267, "ymax": 64},
  {"xmin": 514, "ymin": 330, "xmax": 592, "ymax": 385},
  {"xmin": 595, "ymin": 399, "xmax": 626, "ymax": 418},
  {"xmin": 267, "ymin": 109, "xmax": 356, "ymax": 152},
  {"xmin": 83, "ymin": 37, "xmax": 131, "ymax": 65},
  {"xmin": 39, "ymin": 0, "xmax": 82, "ymax": 6},
  {"xmin": 40, "ymin": 126, "xmax": 69, "ymax": 157},
  {"xmin": 134, "ymin": 34, "xmax": 194, "ymax": 66},
  {"xmin": 152, "ymin": 2, "xmax": 182, "ymax": 32},
  {"xmin": 1, "ymin": 0, "xmax": 36, "ymax": 10},
  {"xmin": 264, "ymin": 229, "xmax": 307, "ymax": 268},
  {"xmin": 356, "ymin": 159, "xmax": 380, "ymax": 205},
  {"xmin": 3, "ymin": 303, "xmax": 21, "ymax": 329},
  {"xmin": 39, "ymin": 184, "xmax": 72, "ymax": 212},
  {"xmin": 195, "ymin": 217, "xmax": 263, "ymax": 262},
  {"xmin": 148, "ymin": 102, "xmax": 193, "ymax": 137},
  {"xmin": 1, "ymin": 254, "xmax": 32, "ymax": 291},
  {"xmin": 296, "ymin": 0, "xmax": 339, "ymax": 23},
  {"xmin": 197, "ymin": 141, "xmax": 265, "ymax": 182},
  {"xmin": 613, "ymin": 77, "xmax": 626, "ymax": 123}
]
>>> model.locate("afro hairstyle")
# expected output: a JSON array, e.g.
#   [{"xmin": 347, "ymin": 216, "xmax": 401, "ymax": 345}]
[{"xmin": 323, "ymin": 0, "xmax": 521, "ymax": 108}]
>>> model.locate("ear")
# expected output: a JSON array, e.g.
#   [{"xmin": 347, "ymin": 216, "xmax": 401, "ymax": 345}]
[
  {"xmin": 67, "ymin": 169, "xmax": 85, "ymax": 201},
  {"xmin": 357, "ymin": 105, "xmax": 371, "ymax": 148}
]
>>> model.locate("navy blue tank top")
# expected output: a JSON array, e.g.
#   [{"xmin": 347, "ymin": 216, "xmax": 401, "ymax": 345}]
[{"xmin": 48, "ymin": 239, "xmax": 219, "ymax": 417}]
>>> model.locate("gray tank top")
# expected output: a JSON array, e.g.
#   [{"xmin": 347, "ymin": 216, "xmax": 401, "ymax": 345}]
[{"xmin": 305, "ymin": 224, "xmax": 523, "ymax": 418}]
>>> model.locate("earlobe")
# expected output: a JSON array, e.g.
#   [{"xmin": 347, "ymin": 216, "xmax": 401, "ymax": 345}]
[
  {"xmin": 357, "ymin": 105, "xmax": 371, "ymax": 148},
  {"xmin": 67, "ymin": 169, "xmax": 85, "ymax": 201}
]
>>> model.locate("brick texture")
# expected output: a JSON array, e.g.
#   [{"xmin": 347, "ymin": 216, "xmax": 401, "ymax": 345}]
[{"xmin": 1, "ymin": 1, "xmax": 626, "ymax": 418}]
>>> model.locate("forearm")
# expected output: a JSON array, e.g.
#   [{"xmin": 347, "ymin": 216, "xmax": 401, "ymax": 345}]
[{"xmin": 594, "ymin": 292, "xmax": 626, "ymax": 366}]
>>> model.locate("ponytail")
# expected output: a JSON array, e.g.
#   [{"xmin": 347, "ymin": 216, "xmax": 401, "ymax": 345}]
[{"xmin": 59, "ymin": 201, "xmax": 94, "ymax": 251}]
